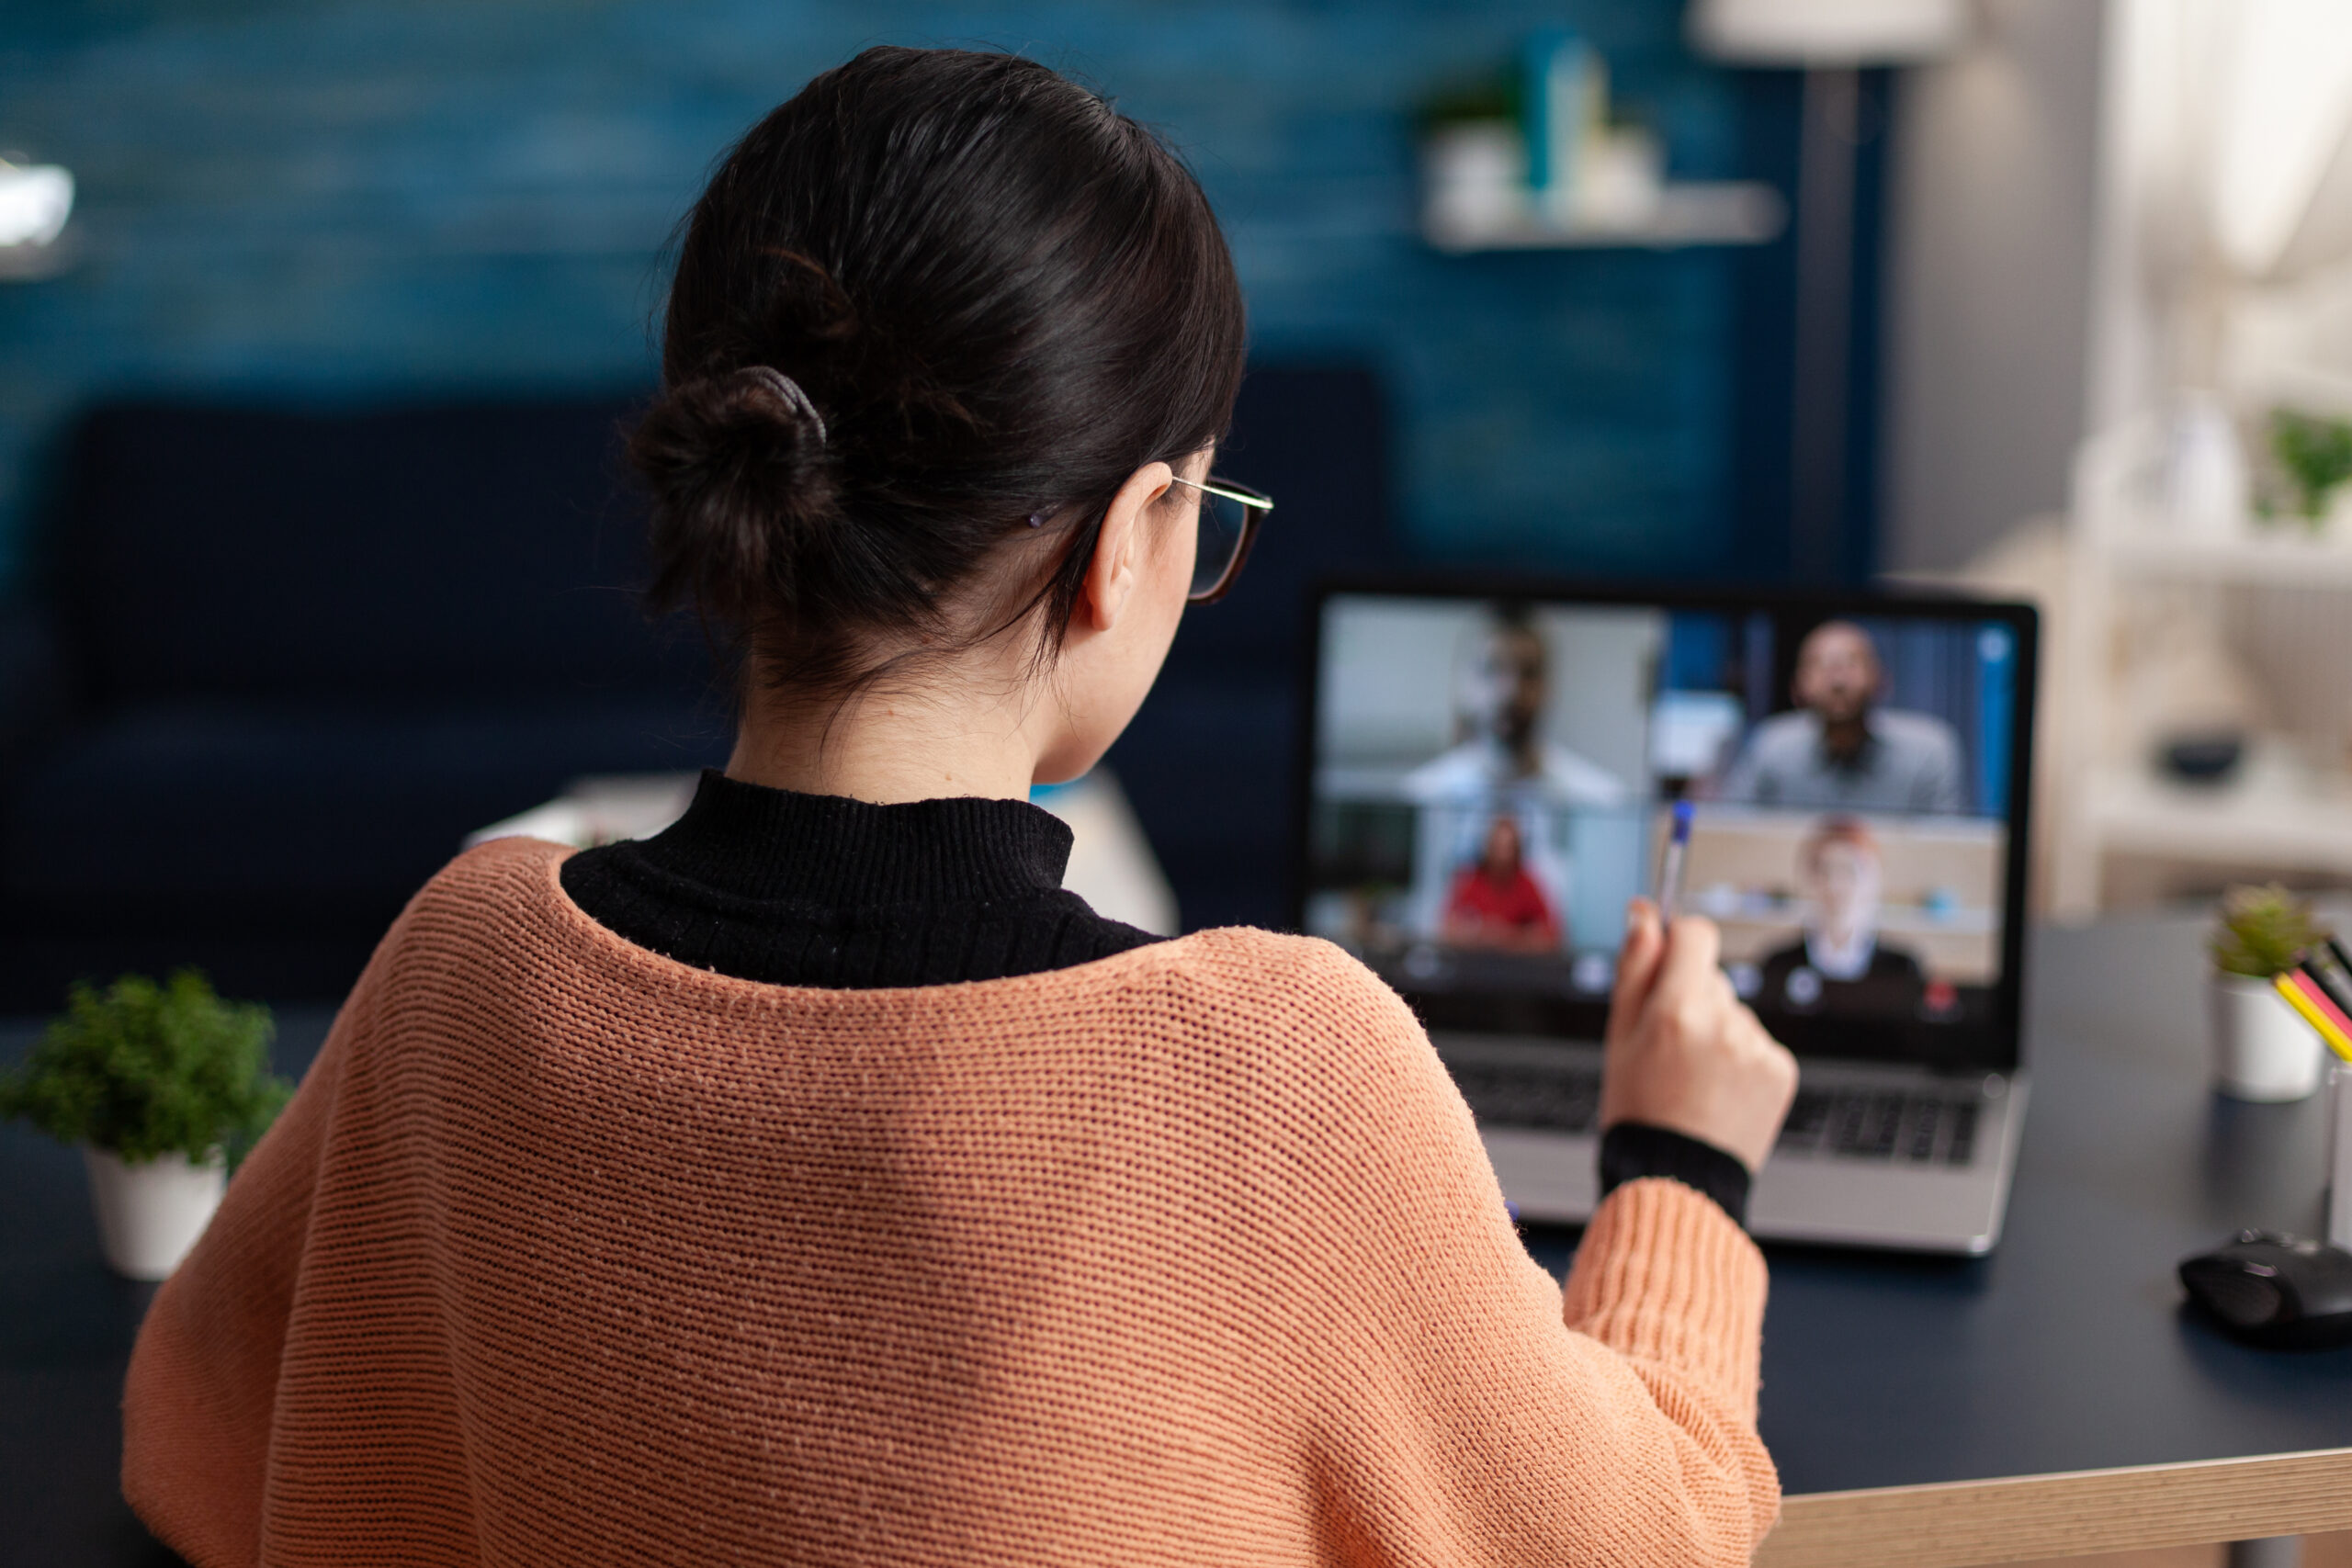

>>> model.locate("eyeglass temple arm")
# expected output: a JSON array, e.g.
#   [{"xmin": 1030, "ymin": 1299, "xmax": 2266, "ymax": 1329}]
[{"xmin": 1170, "ymin": 475, "xmax": 1273, "ymax": 512}]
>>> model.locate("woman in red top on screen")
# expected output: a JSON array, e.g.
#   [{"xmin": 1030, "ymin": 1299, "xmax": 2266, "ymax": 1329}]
[{"xmin": 1442, "ymin": 813, "xmax": 1564, "ymax": 953}]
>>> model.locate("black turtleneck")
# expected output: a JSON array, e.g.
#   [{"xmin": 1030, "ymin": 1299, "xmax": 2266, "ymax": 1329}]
[
  {"xmin": 558, "ymin": 769, "xmax": 1751, "ymax": 1228},
  {"xmin": 558, "ymin": 770, "xmax": 1161, "ymax": 988}
]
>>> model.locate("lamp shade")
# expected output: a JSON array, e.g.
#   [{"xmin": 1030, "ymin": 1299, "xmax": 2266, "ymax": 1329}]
[{"xmin": 1687, "ymin": 0, "xmax": 1969, "ymax": 66}]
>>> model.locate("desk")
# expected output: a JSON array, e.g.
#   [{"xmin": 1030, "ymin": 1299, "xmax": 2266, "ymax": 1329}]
[
  {"xmin": 1527, "ymin": 912, "xmax": 2352, "ymax": 1565},
  {"xmin": 6, "ymin": 916, "xmax": 2352, "ymax": 1565}
]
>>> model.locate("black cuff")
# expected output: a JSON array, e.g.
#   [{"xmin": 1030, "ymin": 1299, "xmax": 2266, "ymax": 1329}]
[{"xmin": 1599, "ymin": 1122, "xmax": 1753, "ymax": 1231}]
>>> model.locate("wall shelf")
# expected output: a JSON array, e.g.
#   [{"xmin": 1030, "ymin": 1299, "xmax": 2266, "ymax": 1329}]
[
  {"xmin": 1424, "ymin": 181, "xmax": 1786, "ymax": 254},
  {"xmin": 2051, "ymin": 445, "xmax": 2352, "ymax": 916},
  {"xmin": 2074, "ymin": 751, "xmax": 2352, "ymax": 876}
]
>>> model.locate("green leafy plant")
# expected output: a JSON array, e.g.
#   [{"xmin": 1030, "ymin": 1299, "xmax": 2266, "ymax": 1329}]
[
  {"xmin": 2210, "ymin": 883, "xmax": 2329, "ymax": 980},
  {"xmin": 2269, "ymin": 410, "xmax": 2352, "ymax": 525},
  {"xmin": 0, "ymin": 970, "xmax": 290, "ymax": 1166}
]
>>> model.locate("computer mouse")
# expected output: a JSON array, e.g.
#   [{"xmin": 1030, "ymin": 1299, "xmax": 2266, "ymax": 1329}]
[{"xmin": 2178, "ymin": 1231, "xmax": 2352, "ymax": 1348}]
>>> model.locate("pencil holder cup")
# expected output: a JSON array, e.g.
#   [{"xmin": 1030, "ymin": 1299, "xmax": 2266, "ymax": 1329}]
[
  {"xmin": 2330, "ymin": 1066, "xmax": 2352, "ymax": 1249},
  {"xmin": 2207, "ymin": 974, "xmax": 2326, "ymax": 1101}
]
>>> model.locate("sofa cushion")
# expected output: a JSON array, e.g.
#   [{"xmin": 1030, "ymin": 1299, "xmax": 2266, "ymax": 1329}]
[
  {"xmin": 54, "ymin": 398, "xmax": 705, "ymax": 705},
  {"xmin": 2, "ymin": 696, "xmax": 727, "ymax": 919},
  {"xmin": 1159, "ymin": 365, "xmax": 1394, "ymax": 682},
  {"xmin": 1108, "ymin": 365, "xmax": 1396, "ymax": 931},
  {"xmin": 1105, "ymin": 675, "xmax": 1296, "ymax": 933}
]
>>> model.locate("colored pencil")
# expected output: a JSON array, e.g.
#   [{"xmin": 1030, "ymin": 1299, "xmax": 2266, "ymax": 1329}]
[
  {"xmin": 2306, "ymin": 941, "xmax": 2352, "ymax": 1020},
  {"xmin": 2326, "ymin": 935, "xmax": 2352, "ymax": 998},
  {"xmin": 2275, "ymin": 970, "xmax": 2352, "ymax": 1064}
]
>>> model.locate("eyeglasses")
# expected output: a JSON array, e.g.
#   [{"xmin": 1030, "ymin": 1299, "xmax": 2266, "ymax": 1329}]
[{"xmin": 1168, "ymin": 474, "xmax": 1273, "ymax": 604}]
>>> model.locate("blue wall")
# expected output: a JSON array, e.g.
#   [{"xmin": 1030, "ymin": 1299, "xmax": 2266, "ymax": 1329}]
[{"xmin": 0, "ymin": 0, "xmax": 1795, "ymax": 593}]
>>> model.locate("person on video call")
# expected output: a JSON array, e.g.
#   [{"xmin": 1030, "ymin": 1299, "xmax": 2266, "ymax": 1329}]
[
  {"xmin": 1758, "ymin": 818, "xmax": 1927, "ymax": 1015},
  {"xmin": 119, "ymin": 50, "xmax": 1796, "ymax": 1567},
  {"xmin": 1442, "ymin": 814, "xmax": 1565, "ymax": 953},
  {"xmin": 1717, "ymin": 619, "xmax": 1966, "ymax": 814},
  {"xmin": 1403, "ymin": 611, "xmax": 1628, "ymax": 807}
]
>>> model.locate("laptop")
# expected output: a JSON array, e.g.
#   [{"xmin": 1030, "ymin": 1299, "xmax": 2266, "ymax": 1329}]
[{"xmin": 1295, "ymin": 581, "xmax": 2039, "ymax": 1254}]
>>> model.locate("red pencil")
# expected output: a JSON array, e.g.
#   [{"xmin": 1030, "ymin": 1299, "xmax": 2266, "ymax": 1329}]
[{"xmin": 2284, "ymin": 966, "xmax": 2352, "ymax": 1041}]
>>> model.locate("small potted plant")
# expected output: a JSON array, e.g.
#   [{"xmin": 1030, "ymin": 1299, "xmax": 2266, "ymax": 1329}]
[
  {"xmin": 1418, "ymin": 72, "xmax": 1527, "ymax": 244},
  {"xmin": 2267, "ymin": 409, "xmax": 2352, "ymax": 529},
  {"xmin": 2208, "ymin": 884, "xmax": 2330, "ymax": 1101},
  {"xmin": 0, "ymin": 970, "xmax": 290, "ymax": 1280}
]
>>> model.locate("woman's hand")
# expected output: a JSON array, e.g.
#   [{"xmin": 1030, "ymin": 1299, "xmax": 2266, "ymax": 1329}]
[{"xmin": 1599, "ymin": 898, "xmax": 1798, "ymax": 1174}]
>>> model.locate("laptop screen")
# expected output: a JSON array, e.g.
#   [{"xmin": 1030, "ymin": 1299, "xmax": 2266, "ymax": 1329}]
[{"xmin": 1297, "ymin": 584, "xmax": 2037, "ymax": 1069}]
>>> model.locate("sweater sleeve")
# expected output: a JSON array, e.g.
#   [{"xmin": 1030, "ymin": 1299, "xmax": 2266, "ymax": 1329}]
[
  {"xmin": 119, "ymin": 963, "xmax": 367, "ymax": 1568},
  {"xmin": 1254, "ymin": 943, "xmax": 1779, "ymax": 1568}
]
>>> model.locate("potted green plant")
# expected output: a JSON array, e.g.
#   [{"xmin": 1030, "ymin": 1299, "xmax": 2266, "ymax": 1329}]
[
  {"xmin": 2267, "ymin": 409, "xmax": 2352, "ymax": 528},
  {"xmin": 2208, "ymin": 884, "xmax": 2329, "ymax": 1101},
  {"xmin": 0, "ymin": 970, "xmax": 290, "ymax": 1279},
  {"xmin": 1419, "ymin": 72, "xmax": 1527, "ymax": 243}
]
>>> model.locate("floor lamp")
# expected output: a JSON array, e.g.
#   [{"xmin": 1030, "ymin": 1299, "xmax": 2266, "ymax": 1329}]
[{"xmin": 1687, "ymin": 0, "xmax": 1968, "ymax": 581}]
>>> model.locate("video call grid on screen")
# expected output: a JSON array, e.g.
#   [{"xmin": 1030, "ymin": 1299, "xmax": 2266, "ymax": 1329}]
[{"xmin": 1298, "ymin": 585, "xmax": 2036, "ymax": 1068}]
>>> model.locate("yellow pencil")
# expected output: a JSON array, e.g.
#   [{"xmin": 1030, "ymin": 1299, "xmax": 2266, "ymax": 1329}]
[{"xmin": 2273, "ymin": 972, "xmax": 2352, "ymax": 1065}]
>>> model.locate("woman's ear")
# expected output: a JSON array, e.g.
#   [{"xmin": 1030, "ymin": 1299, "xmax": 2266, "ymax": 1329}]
[{"xmin": 1077, "ymin": 460, "xmax": 1175, "ymax": 633}]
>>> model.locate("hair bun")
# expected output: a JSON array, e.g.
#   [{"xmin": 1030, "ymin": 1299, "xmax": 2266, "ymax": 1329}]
[{"xmin": 630, "ymin": 365, "xmax": 840, "ymax": 625}]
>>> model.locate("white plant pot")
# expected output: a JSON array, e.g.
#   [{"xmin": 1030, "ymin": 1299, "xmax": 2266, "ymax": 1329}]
[
  {"xmin": 2207, "ymin": 973, "xmax": 2326, "ymax": 1101},
  {"xmin": 83, "ymin": 1145, "xmax": 226, "ymax": 1280}
]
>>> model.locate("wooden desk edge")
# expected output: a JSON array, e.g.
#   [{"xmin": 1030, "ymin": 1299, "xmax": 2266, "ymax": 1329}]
[{"xmin": 1756, "ymin": 1446, "xmax": 2352, "ymax": 1568}]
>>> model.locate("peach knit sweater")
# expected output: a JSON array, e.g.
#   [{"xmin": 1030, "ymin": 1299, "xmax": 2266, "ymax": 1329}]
[{"xmin": 123, "ymin": 837, "xmax": 1778, "ymax": 1566}]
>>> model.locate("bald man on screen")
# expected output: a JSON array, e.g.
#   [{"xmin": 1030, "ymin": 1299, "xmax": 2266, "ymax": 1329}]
[{"xmin": 1717, "ymin": 621, "xmax": 1966, "ymax": 815}]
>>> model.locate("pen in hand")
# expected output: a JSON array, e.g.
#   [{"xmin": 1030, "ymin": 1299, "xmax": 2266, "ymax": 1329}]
[
  {"xmin": 1610, "ymin": 797, "xmax": 1798, "ymax": 1173},
  {"xmin": 1656, "ymin": 799, "xmax": 1694, "ymax": 924}
]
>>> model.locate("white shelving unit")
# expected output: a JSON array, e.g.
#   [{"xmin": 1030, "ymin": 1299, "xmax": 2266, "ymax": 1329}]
[
  {"xmin": 2075, "ymin": 749, "xmax": 2352, "ymax": 875},
  {"xmin": 2051, "ymin": 428, "xmax": 2352, "ymax": 917},
  {"xmin": 1423, "ymin": 181, "xmax": 1786, "ymax": 254}
]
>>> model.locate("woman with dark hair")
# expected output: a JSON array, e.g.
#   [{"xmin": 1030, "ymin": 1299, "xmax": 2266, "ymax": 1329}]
[{"xmin": 122, "ymin": 48, "xmax": 1795, "ymax": 1566}]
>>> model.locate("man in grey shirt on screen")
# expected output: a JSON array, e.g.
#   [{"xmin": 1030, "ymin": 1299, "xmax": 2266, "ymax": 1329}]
[{"xmin": 1716, "ymin": 620, "xmax": 1967, "ymax": 814}]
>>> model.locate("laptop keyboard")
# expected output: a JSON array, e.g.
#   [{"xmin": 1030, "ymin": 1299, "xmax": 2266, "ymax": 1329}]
[
  {"xmin": 1446, "ymin": 1062, "xmax": 1984, "ymax": 1167},
  {"xmin": 1446, "ymin": 1061, "xmax": 1604, "ymax": 1135},
  {"xmin": 1772, "ymin": 1087, "xmax": 1980, "ymax": 1165}
]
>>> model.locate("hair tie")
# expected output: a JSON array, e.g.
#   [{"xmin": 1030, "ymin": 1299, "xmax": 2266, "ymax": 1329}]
[
  {"xmin": 1026, "ymin": 510, "xmax": 1048, "ymax": 528},
  {"xmin": 738, "ymin": 365, "xmax": 827, "ymax": 447}
]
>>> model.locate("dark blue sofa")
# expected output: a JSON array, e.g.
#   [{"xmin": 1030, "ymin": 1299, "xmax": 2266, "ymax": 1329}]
[{"xmin": 0, "ymin": 366, "xmax": 1393, "ymax": 1007}]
